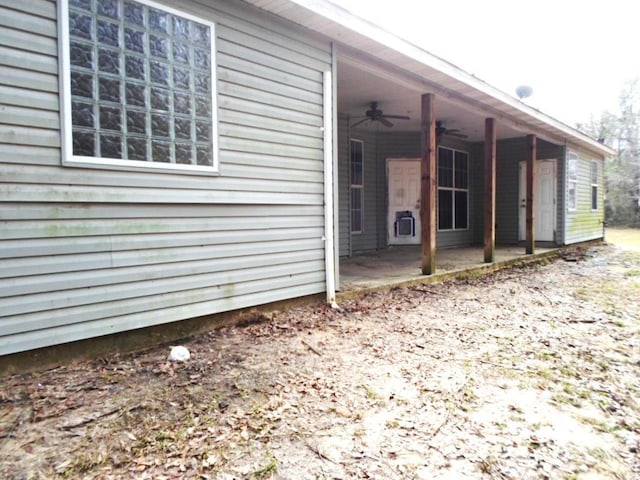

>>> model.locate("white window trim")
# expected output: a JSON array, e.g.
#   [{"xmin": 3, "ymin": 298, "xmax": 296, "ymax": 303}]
[
  {"xmin": 350, "ymin": 138, "xmax": 364, "ymax": 234},
  {"xmin": 567, "ymin": 153, "xmax": 578, "ymax": 212},
  {"xmin": 437, "ymin": 146, "xmax": 469, "ymax": 232},
  {"xmin": 591, "ymin": 161, "xmax": 599, "ymax": 211},
  {"xmin": 58, "ymin": 0, "xmax": 220, "ymax": 176}
]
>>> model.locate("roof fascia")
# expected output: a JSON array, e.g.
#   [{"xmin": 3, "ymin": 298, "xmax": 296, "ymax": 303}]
[{"xmin": 271, "ymin": 0, "xmax": 615, "ymax": 157}]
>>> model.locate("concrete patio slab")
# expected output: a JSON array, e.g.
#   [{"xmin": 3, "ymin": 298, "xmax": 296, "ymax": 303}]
[{"xmin": 338, "ymin": 245, "xmax": 558, "ymax": 296}]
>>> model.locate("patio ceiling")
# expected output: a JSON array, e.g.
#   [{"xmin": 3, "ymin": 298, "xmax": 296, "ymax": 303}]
[
  {"xmin": 337, "ymin": 55, "xmax": 524, "ymax": 142},
  {"xmin": 244, "ymin": 0, "xmax": 614, "ymax": 157}
]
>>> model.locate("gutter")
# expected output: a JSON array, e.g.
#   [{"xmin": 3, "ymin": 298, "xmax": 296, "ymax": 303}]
[{"xmin": 251, "ymin": 0, "xmax": 615, "ymax": 159}]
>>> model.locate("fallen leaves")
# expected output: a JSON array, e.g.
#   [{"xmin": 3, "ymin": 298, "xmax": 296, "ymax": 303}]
[{"xmin": 1, "ymin": 245, "xmax": 640, "ymax": 478}]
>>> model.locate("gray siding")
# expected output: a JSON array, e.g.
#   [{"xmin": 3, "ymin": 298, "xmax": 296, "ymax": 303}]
[
  {"xmin": 436, "ymin": 137, "xmax": 477, "ymax": 248},
  {"xmin": 336, "ymin": 129, "xmax": 479, "ymax": 253},
  {"xmin": 495, "ymin": 139, "xmax": 520, "ymax": 244},
  {"xmin": 340, "ymin": 130, "xmax": 422, "ymax": 254},
  {"xmin": 469, "ymin": 142, "xmax": 485, "ymax": 244},
  {"xmin": 495, "ymin": 137, "xmax": 564, "ymax": 244},
  {"xmin": 337, "ymin": 114, "xmax": 350, "ymax": 256},
  {"xmin": 376, "ymin": 132, "xmax": 421, "ymax": 249},
  {"xmin": 372, "ymin": 133, "xmax": 478, "ymax": 249},
  {"xmin": 0, "ymin": 0, "xmax": 332, "ymax": 355},
  {"xmin": 350, "ymin": 130, "xmax": 377, "ymax": 253},
  {"xmin": 556, "ymin": 146, "xmax": 567, "ymax": 243},
  {"xmin": 564, "ymin": 146, "xmax": 605, "ymax": 244}
]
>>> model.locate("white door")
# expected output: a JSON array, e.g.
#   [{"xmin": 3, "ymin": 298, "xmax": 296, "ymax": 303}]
[
  {"xmin": 387, "ymin": 158, "xmax": 421, "ymax": 245},
  {"xmin": 519, "ymin": 159, "xmax": 556, "ymax": 242}
]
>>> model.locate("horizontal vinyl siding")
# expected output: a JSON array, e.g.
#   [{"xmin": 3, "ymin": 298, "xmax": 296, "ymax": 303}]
[
  {"xmin": 556, "ymin": 147, "xmax": 567, "ymax": 243},
  {"xmin": 495, "ymin": 139, "xmax": 521, "ymax": 244},
  {"xmin": 377, "ymin": 132, "xmax": 421, "ymax": 249},
  {"xmin": 495, "ymin": 137, "xmax": 563, "ymax": 244},
  {"xmin": 343, "ymin": 132, "xmax": 478, "ymax": 251},
  {"xmin": 379, "ymin": 134, "xmax": 477, "ymax": 248},
  {"xmin": 564, "ymin": 147, "xmax": 605, "ymax": 244},
  {"xmin": 0, "ymin": 0, "xmax": 332, "ymax": 355},
  {"xmin": 337, "ymin": 114, "xmax": 350, "ymax": 256},
  {"xmin": 4, "ymin": 277, "xmax": 324, "ymax": 354},
  {"xmin": 537, "ymin": 140, "xmax": 565, "ymax": 245},
  {"xmin": 470, "ymin": 142, "xmax": 485, "ymax": 244},
  {"xmin": 436, "ymin": 138, "xmax": 476, "ymax": 248},
  {"xmin": 350, "ymin": 131, "xmax": 377, "ymax": 253}
]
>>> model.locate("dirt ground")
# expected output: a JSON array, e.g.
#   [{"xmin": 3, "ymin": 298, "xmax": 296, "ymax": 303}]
[{"xmin": 2, "ymin": 242, "xmax": 640, "ymax": 479}]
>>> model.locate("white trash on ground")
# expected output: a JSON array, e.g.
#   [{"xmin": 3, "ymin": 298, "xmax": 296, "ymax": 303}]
[{"xmin": 167, "ymin": 345, "xmax": 190, "ymax": 362}]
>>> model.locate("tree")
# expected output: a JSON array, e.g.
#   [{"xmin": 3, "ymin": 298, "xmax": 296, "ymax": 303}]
[{"xmin": 579, "ymin": 80, "xmax": 640, "ymax": 226}]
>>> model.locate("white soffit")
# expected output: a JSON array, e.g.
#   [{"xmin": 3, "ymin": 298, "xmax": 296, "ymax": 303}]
[{"xmin": 244, "ymin": 0, "xmax": 614, "ymax": 157}]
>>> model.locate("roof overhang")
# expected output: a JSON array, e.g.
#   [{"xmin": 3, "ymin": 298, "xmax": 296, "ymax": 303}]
[{"xmin": 244, "ymin": 0, "xmax": 614, "ymax": 157}]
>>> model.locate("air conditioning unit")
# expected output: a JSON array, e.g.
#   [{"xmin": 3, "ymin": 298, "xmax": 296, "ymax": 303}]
[{"xmin": 395, "ymin": 210, "xmax": 415, "ymax": 237}]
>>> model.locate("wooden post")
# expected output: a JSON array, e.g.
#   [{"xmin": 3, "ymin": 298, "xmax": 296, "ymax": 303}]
[
  {"xmin": 483, "ymin": 118, "xmax": 496, "ymax": 263},
  {"xmin": 421, "ymin": 93, "xmax": 436, "ymax": 275},
  {"xmin": 525, "ymin": 134, "xmax": 536, "ymax": 254}
]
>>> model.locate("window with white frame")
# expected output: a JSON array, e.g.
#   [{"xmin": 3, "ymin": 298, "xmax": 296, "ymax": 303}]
[
  {"xmin": 350, "ymin": 139, "xmax": 364, "ymax": 233},
  {"xmin": 568, "ymin": 153, "xmax": 578, "ymax": 210},
  {"xmin": 591, "ymin": 161, "xmax": 599, "ymax": 210},
  {"xmin": 60, "ymin": 0, "xmax": 218, "ymax": 173},
  {"xmin": 437, "ymin": 147, "xmax": 468, "ymax": 230}
]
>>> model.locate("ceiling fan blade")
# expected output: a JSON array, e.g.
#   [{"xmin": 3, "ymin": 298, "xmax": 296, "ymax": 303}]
[
  {"xmin": 447, "ymin": 132, "xmax": 468, "ymax": 138},
  {"xmin": 351, "ymin": 118, "xmax": 369, "ymax": 128},
  {"xmin": 381, "ymin": 115, "xmax": 410, "ymax": 120},
  {"xmin": 379, "ymin": 117, "xmax": 394, "ymax": 127}
]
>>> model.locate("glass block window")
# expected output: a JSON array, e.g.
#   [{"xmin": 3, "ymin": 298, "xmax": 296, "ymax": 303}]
[
  {"xmin": 62, "ymin": 0, "xmax": 217, "ymax": 171},
  {"xmin": 437, "ymin": 147, "xmax": 468, "ymax": 231}
]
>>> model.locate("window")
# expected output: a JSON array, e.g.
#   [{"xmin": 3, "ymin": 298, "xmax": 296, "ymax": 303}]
[
  {"xmin": 567, "ymin": 153, "xmax": 578, "ymax": 211},
  {"xmin": 437, "ymin": 147, "xmax": 468, "ymax": 230},
  {"xmin": 350, "ymin": 139, "xmax": 364, "ymax": 233},
  {"xmin": 591, "ymin": 161, "xmax": 599, "ymax": 210},
  {"xmin": 60, "ymin": 0, "xmax": 218, "ymax": 173}
]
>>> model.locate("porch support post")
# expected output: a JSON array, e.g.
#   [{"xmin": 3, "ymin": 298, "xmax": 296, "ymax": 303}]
[
  {"xmin": 483, "ymin": 117, "xmax": 496, "ymax": 263},
  {"xmin": 525, "ymin": 134, "xmax": 537, "ymax": 254},
  {"xmin": 421, "ymin": 93, "xmax": 437, "ymax": 275}
]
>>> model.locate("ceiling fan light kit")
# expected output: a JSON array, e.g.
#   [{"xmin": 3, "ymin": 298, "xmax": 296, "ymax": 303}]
[
  {"xmin": 350, "ymin": 103, "xmax": 467, "ymax": 139},
  {"xmin": 351, "ymin": 101, "xmax": 410, "ymax": 129},
  {"xmin": 436, "ymin": 120, "xmax": 468, "ymax": 139}
]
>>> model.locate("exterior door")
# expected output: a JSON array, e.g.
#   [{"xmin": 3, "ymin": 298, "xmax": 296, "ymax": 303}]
[
  {"xmin": 387, "ymin": 158, "xmax": 421, "ymax": 245},
  {"xmin": 519, "ymin": 159, "xmax": 556, "ymax": 242}
]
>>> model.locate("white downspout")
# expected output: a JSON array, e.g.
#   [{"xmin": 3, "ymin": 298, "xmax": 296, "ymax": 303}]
[
  {"xmin": 563, "ymin": 141, "xmax": 569, "ymax": 246},
  {"xmin": 323, "ymin": 70, "xmax": 337, "ymax": 305},
  {"xmin": 331, "ymin": 43, "xmax": 340, "ymax": 291}
]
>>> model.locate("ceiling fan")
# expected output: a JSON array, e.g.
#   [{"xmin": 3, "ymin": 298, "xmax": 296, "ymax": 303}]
[
  {"xmin": 351, "ymin": 101, "xmax": 410, "ymax": 129},
  {"xmin": 436, "ymin": 120, "xmax": 467, "ymax": 139}
]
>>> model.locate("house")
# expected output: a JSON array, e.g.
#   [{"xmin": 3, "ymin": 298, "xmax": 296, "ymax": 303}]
[{"xmin": 0, "ymin": 0, "xmax": 613, "ymax": 361}]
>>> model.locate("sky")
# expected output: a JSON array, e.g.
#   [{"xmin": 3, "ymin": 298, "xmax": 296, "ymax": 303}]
[{"xmin": 337, "ymin": 0, "xmax": 639, "ymax": 127}]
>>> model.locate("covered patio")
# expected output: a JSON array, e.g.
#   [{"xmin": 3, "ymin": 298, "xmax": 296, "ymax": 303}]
[
  {"xmin": 332, "ymin": 43, "xmax": 572, "ymax": 298},
  {"xmin": 242, "ymin": 0, "xmax": 612, "ymax": 312},
  {"xmin": 338, "ymin": 245, "xmax": 557, "ymax": 294}
]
